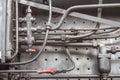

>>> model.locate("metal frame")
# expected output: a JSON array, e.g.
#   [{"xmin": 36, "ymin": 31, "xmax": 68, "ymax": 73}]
[{"xmin": 1, "ymin": 0, "xmax": 120, "ymax": 80}]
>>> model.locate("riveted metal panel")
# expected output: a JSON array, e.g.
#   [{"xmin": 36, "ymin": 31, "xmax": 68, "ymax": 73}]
[
  {"xmin": 16, "ymin": 0, "xmax": 120, "ymax": 80},
  {"xmin": 20, "ymin": 14, "xmax": 120, "ymax": 80}
]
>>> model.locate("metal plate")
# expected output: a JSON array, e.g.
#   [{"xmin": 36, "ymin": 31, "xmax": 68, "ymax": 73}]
[
  {"xmin": 20, "ymin": 14, "xmax": 120, "ymax": 80},
  {"xmin": 18, "ymin": 0, "xmax": 120, "ymax": 80}
]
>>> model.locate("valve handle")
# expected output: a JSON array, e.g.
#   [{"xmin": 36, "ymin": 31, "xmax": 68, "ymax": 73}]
[
  {"xmin": 37, "ymin": 68, "xmax": 56, "ymax": 74},
  {"xmin": 26, "ymin": 49, "xmax": 37, "ymax": 53},
  {"xmin": 31, "ymin": 49, "xmax": 37, "ymax": 53}
]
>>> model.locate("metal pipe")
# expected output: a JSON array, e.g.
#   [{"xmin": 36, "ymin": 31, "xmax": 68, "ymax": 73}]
[
  {"xmin": 98, "ymin": 0, "xmax": 103, "ymax": 18},
  {"xmin": 1, "ymin": 0, "xmax": 7, "ymax": 62},
  {"xmin": 20, "ymin": 42, "xmax": 95, "ymax": 47},
  {"xmin": 59, "ymin": 27, "xmax": 119, "ymax": 31},
  {"xmin": 95, "ymin": 28, "xmax": 119, "ymax": 34},
  {"xmin": 27, "ymin": 33, "xmax": 120, "ymax": 40},
  {"xmin": 8, "ymin": 0, "xmax": 19, "ymax": 60},
  {"xmin": 85, "ymin": 34, "xmax": 120, "ymax": 39},
  {"xmin": 77, "ymin": 28, "xmax": 119, "ymax": 35},
  {"xmin": 53, "ymin": 3, "xmax": 120, "ymax": 30},
  {"xmin": 0, "ymin": 70, "xmax": 119, "ymax": 78},
  {"xmin": 64, "ymin": 23, "xmax": 100, "ymax": 39},
  {"xmin": 14, "ymin": 26, "xmax": 120, "ymax": 31},
  {"xmin": 56, "ymin": 0, "xmax": 102, "ymax": 43},
  {"xmin": 47, "ymin": 0, "xmax": 52, "ymax": 25},
  {"xmin": 26, "ymin": 6, "xmax": 34, "ymax": 53},
  {"xmin": 13, "ymin": 27, "xmax": 119, "ymax": 36},
  {"xmin": 6, "ymin": 0, "xmax": 13, "ymax": 59},
  {"xmin": 29, "ymin": 74, "xmax": 120, "ymax": 79}
]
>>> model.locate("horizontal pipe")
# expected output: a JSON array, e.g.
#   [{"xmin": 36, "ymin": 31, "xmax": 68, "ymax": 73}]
[
  {"xmin": 31, "ymin": 33, "xmax": 120, "ymax": 40},
  {"xmin": 18, "ymin": 41, "xmax": 120, "ymax": 53},
  {"xmin": 13, "ymin": 27, "xmax": 119, "ymax": 31},
  {"xmin": 19, "ymin": 42, "xmax": 96, "ymax": 47},
  {"xmin": 30, "ymin": 74, "xmax": 120, "ymax": 79},
  {"xmin": 16, "ymin": 32, "xmax": 77, "ymax": 35},
  {"xmin": 0, "ymin": 70, "xmax": 37, "ymax": 73},
  {"xmin": 0, "ymin": 70, "xmax": 119, "ymax": 78}
]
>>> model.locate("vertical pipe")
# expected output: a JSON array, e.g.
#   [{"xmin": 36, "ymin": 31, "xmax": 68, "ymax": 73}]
[
  {"xmin": 47, "ymin": 0, "xmax": 52, "ymax": 25},
  {"xmin": 98, "ymin": 0, "xmax": 103, "ymax": 17},
  {"xmin": 1, "ymin": 0, "xmax": 7, "ymax": 62},
  {"xmin": 9, "ymin": 0, "xmax": 19, "ymax": 60},
  {"xmin": 6, "ymin": 0, "xmax": 12, "ymax": 59},
  {"xmin": 26, "ymin": 6, "xmax": 33, "ymax": 52}
]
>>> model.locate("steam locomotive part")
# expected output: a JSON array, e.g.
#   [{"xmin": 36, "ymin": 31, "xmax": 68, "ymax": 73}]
[{"xmin": 1, "ymin": 0, "xmax": 120, "ymax": 80}]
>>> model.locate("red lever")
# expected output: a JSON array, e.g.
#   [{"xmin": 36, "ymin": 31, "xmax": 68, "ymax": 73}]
[
  {"xmin": 37, "ymin": 68, "xmax": 56, "ymax": 74},
  {"xmin": 31, "ymin": 49, "xmax": 37, "ymax": 53}
]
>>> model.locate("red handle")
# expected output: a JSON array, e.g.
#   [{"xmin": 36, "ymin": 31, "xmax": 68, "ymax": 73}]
[
  {"xmin": 26, "ymin": 49, "xmax": 37, "ymax": 53},
  {"xmin": 31, "ymin": 49, "xmax": 37, "ymax": 53},
  {"xmin": 37, "ymin": 68, "xmax": 56, "ymax": 74}
]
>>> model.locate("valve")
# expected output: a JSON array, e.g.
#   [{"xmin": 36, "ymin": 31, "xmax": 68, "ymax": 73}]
[{"xmin": 26, "ymin": 49, "xmax": 37, "ymax": 53}]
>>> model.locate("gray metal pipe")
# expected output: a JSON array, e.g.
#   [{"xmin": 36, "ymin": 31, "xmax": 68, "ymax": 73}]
[
  {"xmin": 54, "ymin": 3, "xmax": 120, "ymax": 30},
  {"xmin": 8, "ymin": 0, "xmax": 19, "ymax": 60},
  {"xmin": 0, "ymin": 70, "xmax": 119, "ymax": 78}
]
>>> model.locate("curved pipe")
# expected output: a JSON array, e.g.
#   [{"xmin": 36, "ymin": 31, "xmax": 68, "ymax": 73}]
[
  {"xmin": 8, "ymin": 0, "xmax": 19, "ymax": 60},
  {"xmin": 53, "ymin": 3, "xmax": 120, "ymax": 30}
]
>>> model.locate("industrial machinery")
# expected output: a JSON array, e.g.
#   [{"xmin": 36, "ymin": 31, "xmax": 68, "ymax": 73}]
[{"xmin": 1, "ymin": 0, "xmax": 120, "ymax": 80}]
